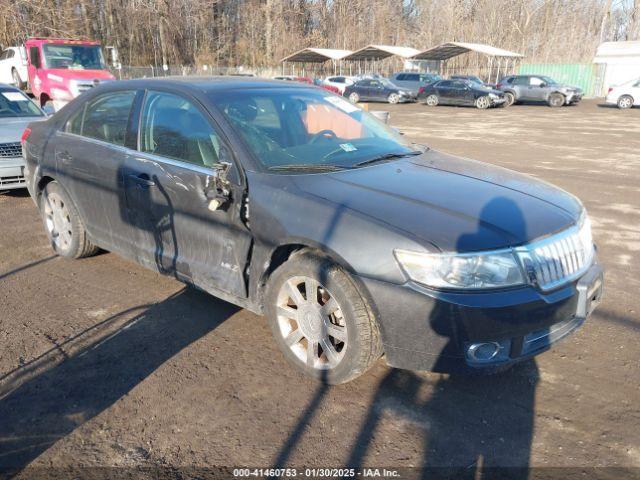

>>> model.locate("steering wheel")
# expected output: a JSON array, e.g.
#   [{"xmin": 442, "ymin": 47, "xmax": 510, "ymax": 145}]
[{"xmin": 309, "ymin": 129, "xmax": 337, "ymax": 144}]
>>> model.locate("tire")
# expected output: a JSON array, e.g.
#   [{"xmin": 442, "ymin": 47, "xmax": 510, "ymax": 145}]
[
  {"xmin": 348, "ymin": 92, "xmax": 360, "ymax": 104},
  {"xmin": 475, "ymin": 96, "xmax": 491, "ymax": 109},
  {"xmin": 11, "ymin": 69, "xmax": 25, "ymax": 90},
  {"xmin": 40, "ymin": 181, "xmax": 99, "ymax": 259},
  {"xmin": 424, "ymin": 94, "xmax": 439, "ymax": 106},
  {"xmin": 548, "ymin": 93, "xmax": 565, "ymax": 107},
  {"xmin": 265, "ymin": 250, "xmax": 382, "ymax": 384},
  {"xmin": 387, "ymin": 93, "xmax": 400, "ymax": 104},
  {"xmin": 617, "ymin": 95, "xmax": 634, "ymax": 109},
  {"xmin": 504, "ymin": 91, "xmax": 516, "ymax": 106}
]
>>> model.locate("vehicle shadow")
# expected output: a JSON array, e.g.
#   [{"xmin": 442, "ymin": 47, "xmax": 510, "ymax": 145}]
[{"xmin": 0, "ymin": 287, "xmax": 239, "ymax": 475}]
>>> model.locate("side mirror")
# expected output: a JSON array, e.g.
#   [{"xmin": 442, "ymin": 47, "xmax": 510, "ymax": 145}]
[
  {"xmin": 539, "ymin": 83, "xmax": 547, "ymax": 88},
  {"xmin": 204, "ymin": 161, "xmax": 232, "ymax": 211}
]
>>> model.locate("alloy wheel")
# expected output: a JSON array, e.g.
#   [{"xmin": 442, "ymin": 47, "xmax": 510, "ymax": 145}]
[
  {"xmin": 618, "ymin": 96, "xmax": 633, "ymax": 109},
  {"xmin": 276, "ymin": 276, "xmax": 348, "ymax": 370},
  {"xmin": 476, "ymin": 96, "xmax": 490, "ymax": 109},
  {"xmin": 426, "ymin": 94, "xmax": 438, "ymax": 106},
  {"xmin": 44, "ymin": 192, "xmax": 73, "ymax": 251},
  {"xmin": 388, "ymin": 93, "xmax": 400, "ymax": 104},
  {"xmin": 349, "ymin": 92, "xmax": 360, "ymax": 103}
]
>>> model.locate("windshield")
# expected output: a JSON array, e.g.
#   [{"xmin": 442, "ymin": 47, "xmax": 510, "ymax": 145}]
[
  {"xmin": 42, "ymin": 44, "xmax": 106, "ymax": 70},
  {"xmin": 0, "ymin": 90, "xmax": 43, "ymax": 117},
  {"xmin": 210, "ymin": 88, "xmax": 417, "ymax": 171}
]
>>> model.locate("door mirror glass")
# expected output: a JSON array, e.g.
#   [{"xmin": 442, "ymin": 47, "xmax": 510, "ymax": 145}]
[{"xmin": 539, "ymin": 82, "xmax": 547, "ymax": 88}]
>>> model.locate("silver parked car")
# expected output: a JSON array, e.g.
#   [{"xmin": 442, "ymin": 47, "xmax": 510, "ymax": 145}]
[
  {"xmin": 0, "ymin": 84, "xmax": 46, "ymax": 190},
  {"xmin": 497, "ymin": 75, "xmax": 583, "ymax": 107},
  {"xmin": 390, "ymin": 72, "xmax": 441, "ymax": 97}
]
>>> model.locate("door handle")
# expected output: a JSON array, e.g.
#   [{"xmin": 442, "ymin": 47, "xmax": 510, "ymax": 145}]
[{"xmin": 128, "ymin": 173, "xmax": 156, "ymax": 187}]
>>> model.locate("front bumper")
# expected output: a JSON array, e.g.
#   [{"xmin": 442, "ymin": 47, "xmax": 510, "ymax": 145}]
[
  {"xmin": 360, "ymin": 263, "xmax": 603, "ymax": 373},
  {"xmin": 566, "ymin": 92, "xmax": 583, "ymax": 104},
  {"xmin": 0, "ymin": 157, "xmax": 27, "ymax": 190}
]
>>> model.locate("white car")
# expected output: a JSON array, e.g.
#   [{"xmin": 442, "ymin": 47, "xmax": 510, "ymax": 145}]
[
  {"xmin": 323, "ymin": 75, "xmax": 355, "ymax": 94},
  {"xmin": 0, "ymin": 46, "xmax": 28, "ymax": 89},
  {"xmin": 605, "ymin": 78, "xmax": 640, "ymax": 109}
]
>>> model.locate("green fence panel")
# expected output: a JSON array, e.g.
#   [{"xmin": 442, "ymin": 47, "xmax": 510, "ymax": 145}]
[{"xmin": 518, "ymin": 63, "xmax": 601, "ymax": 97}]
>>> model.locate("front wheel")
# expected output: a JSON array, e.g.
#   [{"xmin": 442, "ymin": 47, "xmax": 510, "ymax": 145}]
[
  {"xmin": 348, "ymin": 92, "xmax": 360, "ymax": 104},
  {"xmin": 475, "ymin": 96, "xmax": 491, "ymax": 109},
  {"xmin": 265, "ymin": 251, "xmax": 382, "ymax": 384},
  {"xmin": 387, "ymin": 93, "xmax": 400, "ymax": 104},
  {"xmin": 40, "ymin": 182, "xmax": 99, "ymax": 259},
  {"xmin": 617, "ymin": 95, "xmax": 634, "ymax": 109},
  {"xmin": 548, "ymin": 93, "xmax": 565, "ymax": 107}
]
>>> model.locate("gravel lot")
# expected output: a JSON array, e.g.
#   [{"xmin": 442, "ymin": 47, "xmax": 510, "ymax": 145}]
[{"xmin": 0, "ymin": 98, "xmax": 638, "ymax": 478}]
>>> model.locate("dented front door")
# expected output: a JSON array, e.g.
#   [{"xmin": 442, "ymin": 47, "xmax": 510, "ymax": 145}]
[{"xmin": 121, "ymin": 153, "xmax": 251, "ymax": 298}]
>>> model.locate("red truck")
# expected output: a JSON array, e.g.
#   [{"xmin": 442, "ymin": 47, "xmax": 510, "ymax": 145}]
[{"xmin": 23, "ymin": 38, "xmax": 116, "ymax": 111}]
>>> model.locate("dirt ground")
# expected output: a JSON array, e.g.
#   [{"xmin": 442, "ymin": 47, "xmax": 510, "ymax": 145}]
[{"xmin": 0, "ymin": 98, "xmax": 638, "ymax": 478}]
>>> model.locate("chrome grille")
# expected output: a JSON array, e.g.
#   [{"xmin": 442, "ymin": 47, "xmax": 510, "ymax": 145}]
[
  {"xmin": 516, "ymin": 217, "xmax": 594, "ymax": 291},
  {"xmin": 0, "ymin": 142, "xmax": 22, "ymax": 158}
]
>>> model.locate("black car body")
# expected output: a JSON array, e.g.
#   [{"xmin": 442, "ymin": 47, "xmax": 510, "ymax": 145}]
[
  {"xmin": 343, "ymin": 78, "xmax": 414, "ymax": 104},
  {"xmin": 22, "ymin": 78, "xmax": 603, "ymax": 383},
  {"xmin": 418, "ymin": 79, "xmax": 506, "ymax": 108},
  {"xmin": 450, "ymin": 75, "xmax": 494, "ymax": 88}
]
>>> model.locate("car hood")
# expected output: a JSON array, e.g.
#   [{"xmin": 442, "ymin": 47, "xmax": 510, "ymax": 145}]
[
  {"xmin": 292, "ymin": 150, "xmax": 582, "ymax": 252},
  {"xmin": 0, "ymin": 117, "xmax": 44, "ymax": 143}
]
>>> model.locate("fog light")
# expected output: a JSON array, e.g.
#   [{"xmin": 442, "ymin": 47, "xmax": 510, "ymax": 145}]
[{"xmin": 467, "ymin": 342, "xmax": 501, "ymax": 362}]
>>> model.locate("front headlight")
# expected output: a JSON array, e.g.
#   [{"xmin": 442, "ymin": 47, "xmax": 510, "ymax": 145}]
[{"xmin": 394, "ymin": 249, "xmax": 525, "ymax": 290}]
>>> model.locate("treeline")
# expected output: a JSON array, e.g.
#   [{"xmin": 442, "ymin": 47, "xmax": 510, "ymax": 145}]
[{"xmin": 1, "ymin": 0, "xmax": 638, "ymax": 67}]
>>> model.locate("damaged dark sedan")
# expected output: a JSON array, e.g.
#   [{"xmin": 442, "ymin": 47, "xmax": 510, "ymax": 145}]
[{"xmin": 22, "ymin": 78, "xmax": 603, "ymax": 384}]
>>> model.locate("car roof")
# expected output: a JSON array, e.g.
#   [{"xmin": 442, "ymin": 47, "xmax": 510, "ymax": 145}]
[{"xmin": 97, "ymin": 76, "xmax": 315, "ymax": 94}]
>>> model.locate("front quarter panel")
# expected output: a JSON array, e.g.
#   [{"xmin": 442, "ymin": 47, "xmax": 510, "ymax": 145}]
[{"xmin": 246, "ymin": 171, "xmax": 432, "ymax": 285}]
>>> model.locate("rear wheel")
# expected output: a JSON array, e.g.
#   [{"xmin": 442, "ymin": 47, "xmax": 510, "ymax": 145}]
[
  {"xmin": 387, "ymin": 93, "xmax": 400, "ymax": 104},
  {"xmin": 265, "ymin": 251, "xmax": 382, "ymax": 384},
  {"xmin": 548, "ymin": 93, "xmax": 565, "ymax": 107},
  {"xmin": 617, "ymin": 95, "xmax": 634, "ymax": 109},
  {"xmin": 475, "ymin": 96, "xmax": 491, "ymax": 109},
  {"xmin": 504, "ymin": 91, "xmax": 516, "ymax": 106},
  {"xmin": 348, "ymin": 92, "xmax": 360, "ymax": 103},
  {"xmin": 424, "ymin": 94, "xmax": 439, "ymax": 106},
  {"xmin": 40, "ymin": 182, "xmax": 99, "ymax": 259}
]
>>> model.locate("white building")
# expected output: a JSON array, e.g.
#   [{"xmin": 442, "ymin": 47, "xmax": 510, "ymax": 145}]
[{"xmin": 593, "ymin": 41, "xmax": 640, "ymax": 93}]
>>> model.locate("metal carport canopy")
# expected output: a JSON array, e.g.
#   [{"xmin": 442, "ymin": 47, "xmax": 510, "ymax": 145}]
[
  {"xmin": 343, "ymin": 45, "xmax": 421, "ymax": 61},
  {"xmin": 281, "ymin": 48, "xmax": 353, "ymax": 63},
  {"xmin": 411, "ymin": 42, "xmax": 524, "ymax": 60}
]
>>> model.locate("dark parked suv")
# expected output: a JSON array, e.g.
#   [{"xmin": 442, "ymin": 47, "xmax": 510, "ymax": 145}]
[{"xmin": 23, "ymin": 78, "xmax": 603, "ymax": 384}]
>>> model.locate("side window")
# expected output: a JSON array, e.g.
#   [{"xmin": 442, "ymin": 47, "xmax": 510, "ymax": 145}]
[
  {"xmin": 513, "ymin": 76, "xmax": 528, "ymax": 86},
  {"xmin": 396, "ymin": 74, "xmax": 406, "ymax": 81},
  {"xmin": 6, "ymin": 49, "xmax": 14, "ymax": 59},
  {"xmin": 529, "ymin": 77, "xmax": 545, "ymax": 86},
  {"xmin": 0, "ymin": 51, "xmax": 6, "ymax": 60},
  {"xmin": 358, "ymin": 80, "xmax": 371, "ymax": 87},
  {"xmin": 633, "ymin": 80, "xmax": 640, "ymax": 88},
  {"xmin": 66, "ymin": 105, "xmax": 86, "ymax": 135},
  {"xmin": 141, "ymin": 91, "xmax": 221, "ymax": 168},
  {"xmin": 81, "ymin": 91, "xmax": 135, "ymax": 145},
  {"xmin": 334, "ymin": 77, "xmax": 345, "ymax": 83},
  {"xmin": 438, "ymin": 80, "xmax": 453, "ymax": 87},
  {"xmin": 407, "ymin": 74, "xmax": 419, "ymax": 81}
]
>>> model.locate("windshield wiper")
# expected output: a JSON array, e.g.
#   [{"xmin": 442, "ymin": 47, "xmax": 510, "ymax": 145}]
[
  {"xmin": 353, "ymin": 150, "xmax": 422, "ymax": 168},
  {"xmin": 268, "ymin": 164, "xmax": 345, "ymax": 172}
]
